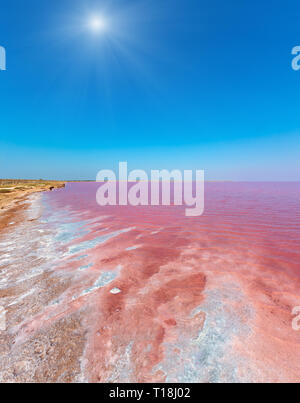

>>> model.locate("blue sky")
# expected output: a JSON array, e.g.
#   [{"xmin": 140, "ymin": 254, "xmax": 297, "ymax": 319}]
[{"xmin": 0, "ymin": 0, "xmax": 300, "ymax": 180}]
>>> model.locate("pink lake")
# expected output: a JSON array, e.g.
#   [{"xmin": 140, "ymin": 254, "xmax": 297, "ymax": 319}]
[{"xmin": 1, "ymin": 182, "xmax": 300, "ymax": 382}]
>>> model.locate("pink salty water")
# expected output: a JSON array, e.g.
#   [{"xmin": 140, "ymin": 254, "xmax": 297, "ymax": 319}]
[{"xmin": 20, "ymin": 182, "xmax": 300, "ymax": 381}]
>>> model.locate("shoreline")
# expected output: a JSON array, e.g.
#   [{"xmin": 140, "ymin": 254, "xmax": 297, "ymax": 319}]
[{"xmin": 0, "ymin": 191, "xmax": 86, "ymax": 382}]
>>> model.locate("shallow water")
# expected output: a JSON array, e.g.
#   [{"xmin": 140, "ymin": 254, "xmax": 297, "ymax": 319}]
[{"xmin": 1, "ymin": 182, "xmax": 300, "ymax": 382}]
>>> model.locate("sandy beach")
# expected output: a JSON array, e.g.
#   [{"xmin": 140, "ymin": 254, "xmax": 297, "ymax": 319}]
[
  {"xmin": 0, "ymin": 182, "xmax": 300, "ymax": 383},
  {"xmin": 0, "ymin": 181, "xmax": 65, "ymax": 233}
]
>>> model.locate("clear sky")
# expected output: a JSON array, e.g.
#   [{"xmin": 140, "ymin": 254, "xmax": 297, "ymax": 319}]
[{"xmin": 0, "ymin": 0, "xmax": 300, "ymax": 180}]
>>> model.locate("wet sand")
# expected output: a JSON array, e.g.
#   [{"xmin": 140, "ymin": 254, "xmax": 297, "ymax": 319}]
[{"xmin": 0, "ymin": 189, "xmax": 86, "ymax": 383}]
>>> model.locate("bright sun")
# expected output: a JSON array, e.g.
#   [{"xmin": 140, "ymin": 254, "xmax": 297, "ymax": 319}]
[{"xmin": 88, "ymin": 16, "xmax": 107, "ymax": 32}]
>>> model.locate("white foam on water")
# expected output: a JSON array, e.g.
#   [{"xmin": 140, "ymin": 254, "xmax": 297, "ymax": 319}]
[
  {"xmin": 67, "ymin": 227, "xmax": 136, "ymax": 255},
  {"xmin": 126, "ymin": 245, "xmax": 141, "ymax": 251},
  {"xmin": 81, "ymin": 271, "xmax": 118, "ymax": 296},
  {"xmin": 110, "ymin": 288, "xmax": 121, "ymax": 294},
  {"xmin": 8, "ymin": 289, "xmax": 35, "ymax": 307}
]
